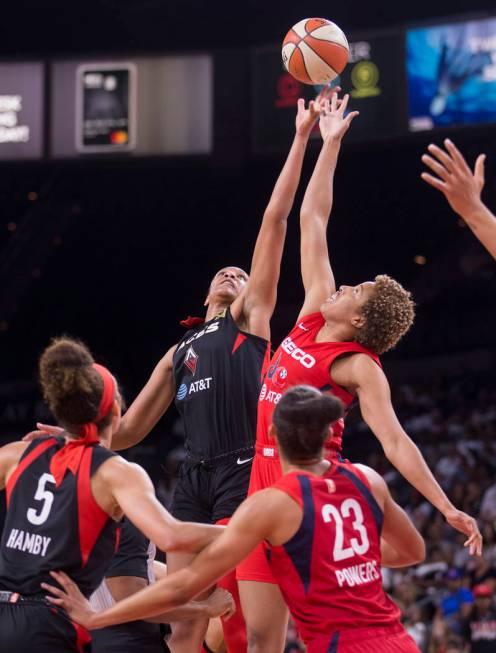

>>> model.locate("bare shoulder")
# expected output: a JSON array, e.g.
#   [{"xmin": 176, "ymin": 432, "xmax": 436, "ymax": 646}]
[
  {"xmin": 331, "ymin": 352, "xmax": 381, "ymax": 388},
  {"xmin": 97, "ymin": 456, "xmax": 151, "ymax": 487},
  {"xmin": 0, "ymin": 441, "xmax": 31, "ymax": 488},
  {"xmin": 353, "ymin": 463, "xmax": 388, "ymax": 509}
]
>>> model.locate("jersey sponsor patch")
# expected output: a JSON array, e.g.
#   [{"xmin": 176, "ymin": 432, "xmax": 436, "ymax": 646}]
[
  {"xmin": 176, "ymin": 377, "xmax": 213, "ymax": 400},
  {"xmin": 184, "ymin": 346, "xmax": 199, "ymax": 375},
  {"xmin": 297, "ymin": 322, "xmax": 310, "ymax": 332},
  {"xmin": 280, "ymin": 337, "xmax": 316, "ymax": 368},
  {"xmin": 177, "ymin": 384, "xmax": 188, "ymax": 400}
]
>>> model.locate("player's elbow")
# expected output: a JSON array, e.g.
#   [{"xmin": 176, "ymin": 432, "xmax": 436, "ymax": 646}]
[
  {"xmin": 404, "ymin": 535, "xmax": 426, "ymax": 566},
  {"xmin": 413, "ymin": 536, "xmax": 426, "ymax": 564}
]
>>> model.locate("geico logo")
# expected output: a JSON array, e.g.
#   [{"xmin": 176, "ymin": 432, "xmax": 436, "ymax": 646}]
[
  {"xmin": 177, "ymin": 323, "xmax": 220, "ymax": 350},
  {"xmin": 281, "ymin": 337, "xmax": 316, "ymax": 368}
]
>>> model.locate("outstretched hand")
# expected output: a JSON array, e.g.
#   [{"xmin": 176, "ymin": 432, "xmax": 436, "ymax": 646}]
[
  {"xmin": 319, "ymin": 93, "xmax": 359, "ymax": 142},
  {"xmin": 295, "ymin": 84, "xmax": 341, "ymax": 139},
  {"xmin": 421, "ymin": 139, "xmax": 486, "ymax": 221},
  {"xmin": 42, "ymin": 570, "xmax": 97, "ymax": 630},
  {"xmin": 444, "ymin": 508, "xmax": 483, "ymax": 556}
]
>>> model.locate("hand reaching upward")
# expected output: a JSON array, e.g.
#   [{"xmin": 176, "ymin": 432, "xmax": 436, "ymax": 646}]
[
  {"xmin": 295, "ymin": 84, "xmax": 341, "ymax": 139},
  {"xmin": 319, "ymin": 93, "xmax": 359, "ymax": 142}
]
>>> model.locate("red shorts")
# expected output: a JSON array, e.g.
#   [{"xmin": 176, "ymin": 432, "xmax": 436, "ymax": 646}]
[
  {"xmin": 236, "ymin": 448, "xmax": 282, "ymax": 583},
  {"xmin": 307, "ymin": 624, "xmax": 420, "ymax": 653}
]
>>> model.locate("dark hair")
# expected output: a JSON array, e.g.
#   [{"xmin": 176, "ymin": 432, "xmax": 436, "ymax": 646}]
[
  {"xmin": 39, "ymin": 336, "xmax": 119, "ymax": 434},
  {"xmin": 273, "ymin": 386, "xmax": 344, "ymax": 461}
]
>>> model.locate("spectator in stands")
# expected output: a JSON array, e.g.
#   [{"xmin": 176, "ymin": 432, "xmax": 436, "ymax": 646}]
[
  {"xmin": 464, "ymin": 584, "xmax": 496, "ymax": 653},
  {"xmin": 440, "ymin": 569, "xmax": 474, "ymax": 634}
]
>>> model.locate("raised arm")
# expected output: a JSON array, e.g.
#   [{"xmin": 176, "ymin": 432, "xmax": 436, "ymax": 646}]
[
  {"xmin": 332, "ymin": 354, "xmax": 482, "ymax": 555},
  {"xmin": 297, "ymin": 94, "xmax": 358, "ymax": 320},
  {"xmin": 110, "ymin": 345, "xmax": 176, "ymax": 451},
  {"xmin": 100, "ymin": 457, "xmax": 223, "ymax": 554},
  {"xmin": 421, "ymin": 139, "xmax": 496, "ymax": 260},
  {"xmin": 44, "ymin": 489, "xmax": 289, "ymax": 629},
  {"xmin": 232, "ymin": 90, "xmax": 332, "ymax": 339}
]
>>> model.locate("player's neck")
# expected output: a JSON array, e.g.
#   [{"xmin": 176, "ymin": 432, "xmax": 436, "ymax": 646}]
[
  {"xmin": 204, "ymin": 300, "xmax": 231, "ymax": 321},
  {"xmin": 317, "ymin": 321, "xmax": 354, "ymax": 343},
  {"xmin": 283, "ymin": 458, "xmax": 330, "ymax": 477}
]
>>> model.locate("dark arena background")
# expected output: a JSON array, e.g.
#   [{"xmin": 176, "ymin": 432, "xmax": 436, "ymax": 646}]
[{"xmin": 1, "ymin": 2, "xmax": 496, "ymax": 651}]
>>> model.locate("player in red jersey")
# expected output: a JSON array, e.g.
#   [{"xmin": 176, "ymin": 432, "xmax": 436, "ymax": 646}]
[
  {"xmin": 234, "ymin": 94, "xmax": 483, "ymax": 651},
  {"xmin": 0, "ymin": 338, "xmax": 231, "ymax": 653},
  {"xmin": 42, "ymin": 385, "xmax": 426, "ymax": 653}
]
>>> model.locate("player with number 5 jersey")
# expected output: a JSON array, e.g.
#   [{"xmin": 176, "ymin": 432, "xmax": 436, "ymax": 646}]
[
  {"xmin": 43, "ymin": 386, "xmax": 425, "ymax": 653},
  {"xmin": 0, "ymin": 338, "xmax": 225, "ymax": 653}
]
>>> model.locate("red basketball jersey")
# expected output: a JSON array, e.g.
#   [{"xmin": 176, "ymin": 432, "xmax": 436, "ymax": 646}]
[
  {"xmin": 256, "ymin": 312, "xmax": 380, "ymax": 456},
  {"xmin": 266, "ymin": 463, "xmax": 401, "ymax": 652}
]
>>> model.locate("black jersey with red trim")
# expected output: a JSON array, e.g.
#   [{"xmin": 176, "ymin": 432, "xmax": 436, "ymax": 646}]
[
  {"xmin": 173, "ymin": 308, "xmax": 270, "ymax": 459},
  {"xmin": 0, "ymin": 437, "xmax": 119, "ymax": 597}
]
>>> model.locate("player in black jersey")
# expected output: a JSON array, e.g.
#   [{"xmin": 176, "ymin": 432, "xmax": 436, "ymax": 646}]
[
  {"xmin": 0, "ymin": 338, "xmax": 229, "ymax": 653},
  {"xmin": 44, "ymin": 90, "xmax": 331, "ymax": 653}
]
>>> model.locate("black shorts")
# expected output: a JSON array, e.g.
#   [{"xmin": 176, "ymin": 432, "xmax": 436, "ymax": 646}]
[
  {"xmin": 92, "ymin": 621, "xmax": 165, "ymax": 653},
  {"xmin": 170, "ymin": 449, "xmax": 254, "ymax": 523},
  {"xmin": 0, "ymin": 602, "xmax": 90, "ymax": 653}
]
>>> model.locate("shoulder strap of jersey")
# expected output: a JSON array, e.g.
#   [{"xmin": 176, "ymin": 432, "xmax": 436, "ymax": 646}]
[
  {"xmin": 89, "ymin": 444, "xmax": 119, "ymax": 477},
  {"xmin": 293, "ymin": 311, "xmax": 325, "ymax": 331},
  {"xmin": 78, "ymin": 446, "xmax": 117, "ymax": 567},
  {"xmin": 271, "ymin": 471, "xmax": 308, "ymax": 507},
  {"xmin": 333, "ymin": 462, "xmax": 384, "ymax": 534},
  {"xmin": 6, "ymin": 437, "xmax": 58, "ymax": 507}
]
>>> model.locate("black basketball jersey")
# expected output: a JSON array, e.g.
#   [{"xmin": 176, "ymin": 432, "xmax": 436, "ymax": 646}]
[
  {"xmin": 0, "ymin": 437, "xmax": 119, "ymax": 597},
  {"xmin": 172, "ymin": 308, "xmax": 270, "ymax": 459}
]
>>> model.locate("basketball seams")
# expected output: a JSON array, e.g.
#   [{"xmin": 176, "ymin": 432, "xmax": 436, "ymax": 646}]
[
  {"xmin": 300, "ymin": 40, "xmax": 339, "ymax": 79},
  {"xmin": 288, "ymin": 45, "xmax": 314, "ymax": 85}
]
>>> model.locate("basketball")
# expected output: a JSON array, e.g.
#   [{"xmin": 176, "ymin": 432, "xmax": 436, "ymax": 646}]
[{"xmin": 282, "ymin": 18, "xmax": 349, "ymax": 85}]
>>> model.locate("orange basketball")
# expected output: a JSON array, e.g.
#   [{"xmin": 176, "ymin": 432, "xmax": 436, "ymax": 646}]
[{"xmin": 282, "ymin": 18, "xmax": 349, "ymax": 85}]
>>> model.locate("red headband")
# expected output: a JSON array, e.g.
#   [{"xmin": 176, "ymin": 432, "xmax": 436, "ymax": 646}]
[
  {"xmin": 50, "ymin": 363, "xmax": 116, "ymax": 486},
  {"xmin": 80, "ymin": 363, "xmax": 116, "ymax": 437}
]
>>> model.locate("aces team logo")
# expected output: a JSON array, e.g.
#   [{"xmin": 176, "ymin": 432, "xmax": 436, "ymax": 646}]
[{"xmin": 184, "ymin": 346, "xmax": 199, "ymax": 375}]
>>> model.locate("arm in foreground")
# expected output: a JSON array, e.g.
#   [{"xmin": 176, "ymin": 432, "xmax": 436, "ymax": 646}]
[
  {"xmin": 106, "ymin": 576, "xmax": 234, "ymax": 623},
  {"xmin": 102, "ymin": 458, "xmax": 223, "ymax": 554},
  {"xmin": 43, "ymin": 490, "xmax": 283, "ymax": 629},
  {"xmin": 421, "ymin": 139, "xmax": 496, "ymax": 260},
  {"xmin": 297, "ymin": 94, "xmax": 358, "ymax": 320},
  {"xmin": 334, "ymin": 355, "xmax": 482, "ymax": 555}
]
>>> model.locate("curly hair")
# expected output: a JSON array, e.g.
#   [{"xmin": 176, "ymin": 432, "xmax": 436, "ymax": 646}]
[
  {"xmin": 39, "ymin": 336, "xmax": 118, "ymax": 433},
  {"xmin": 355, "ymin": 275, "xmax": 415, "ymax": 355}
]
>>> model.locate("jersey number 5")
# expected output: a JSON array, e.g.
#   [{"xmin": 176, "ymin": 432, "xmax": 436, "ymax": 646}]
[
  {"xmin": 27, "ymin": 473, "xmax": 56, "ymax": 526},
  {"xmin": 322, "ymin": 498, "xmax": 370, "ymax": 561}
]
